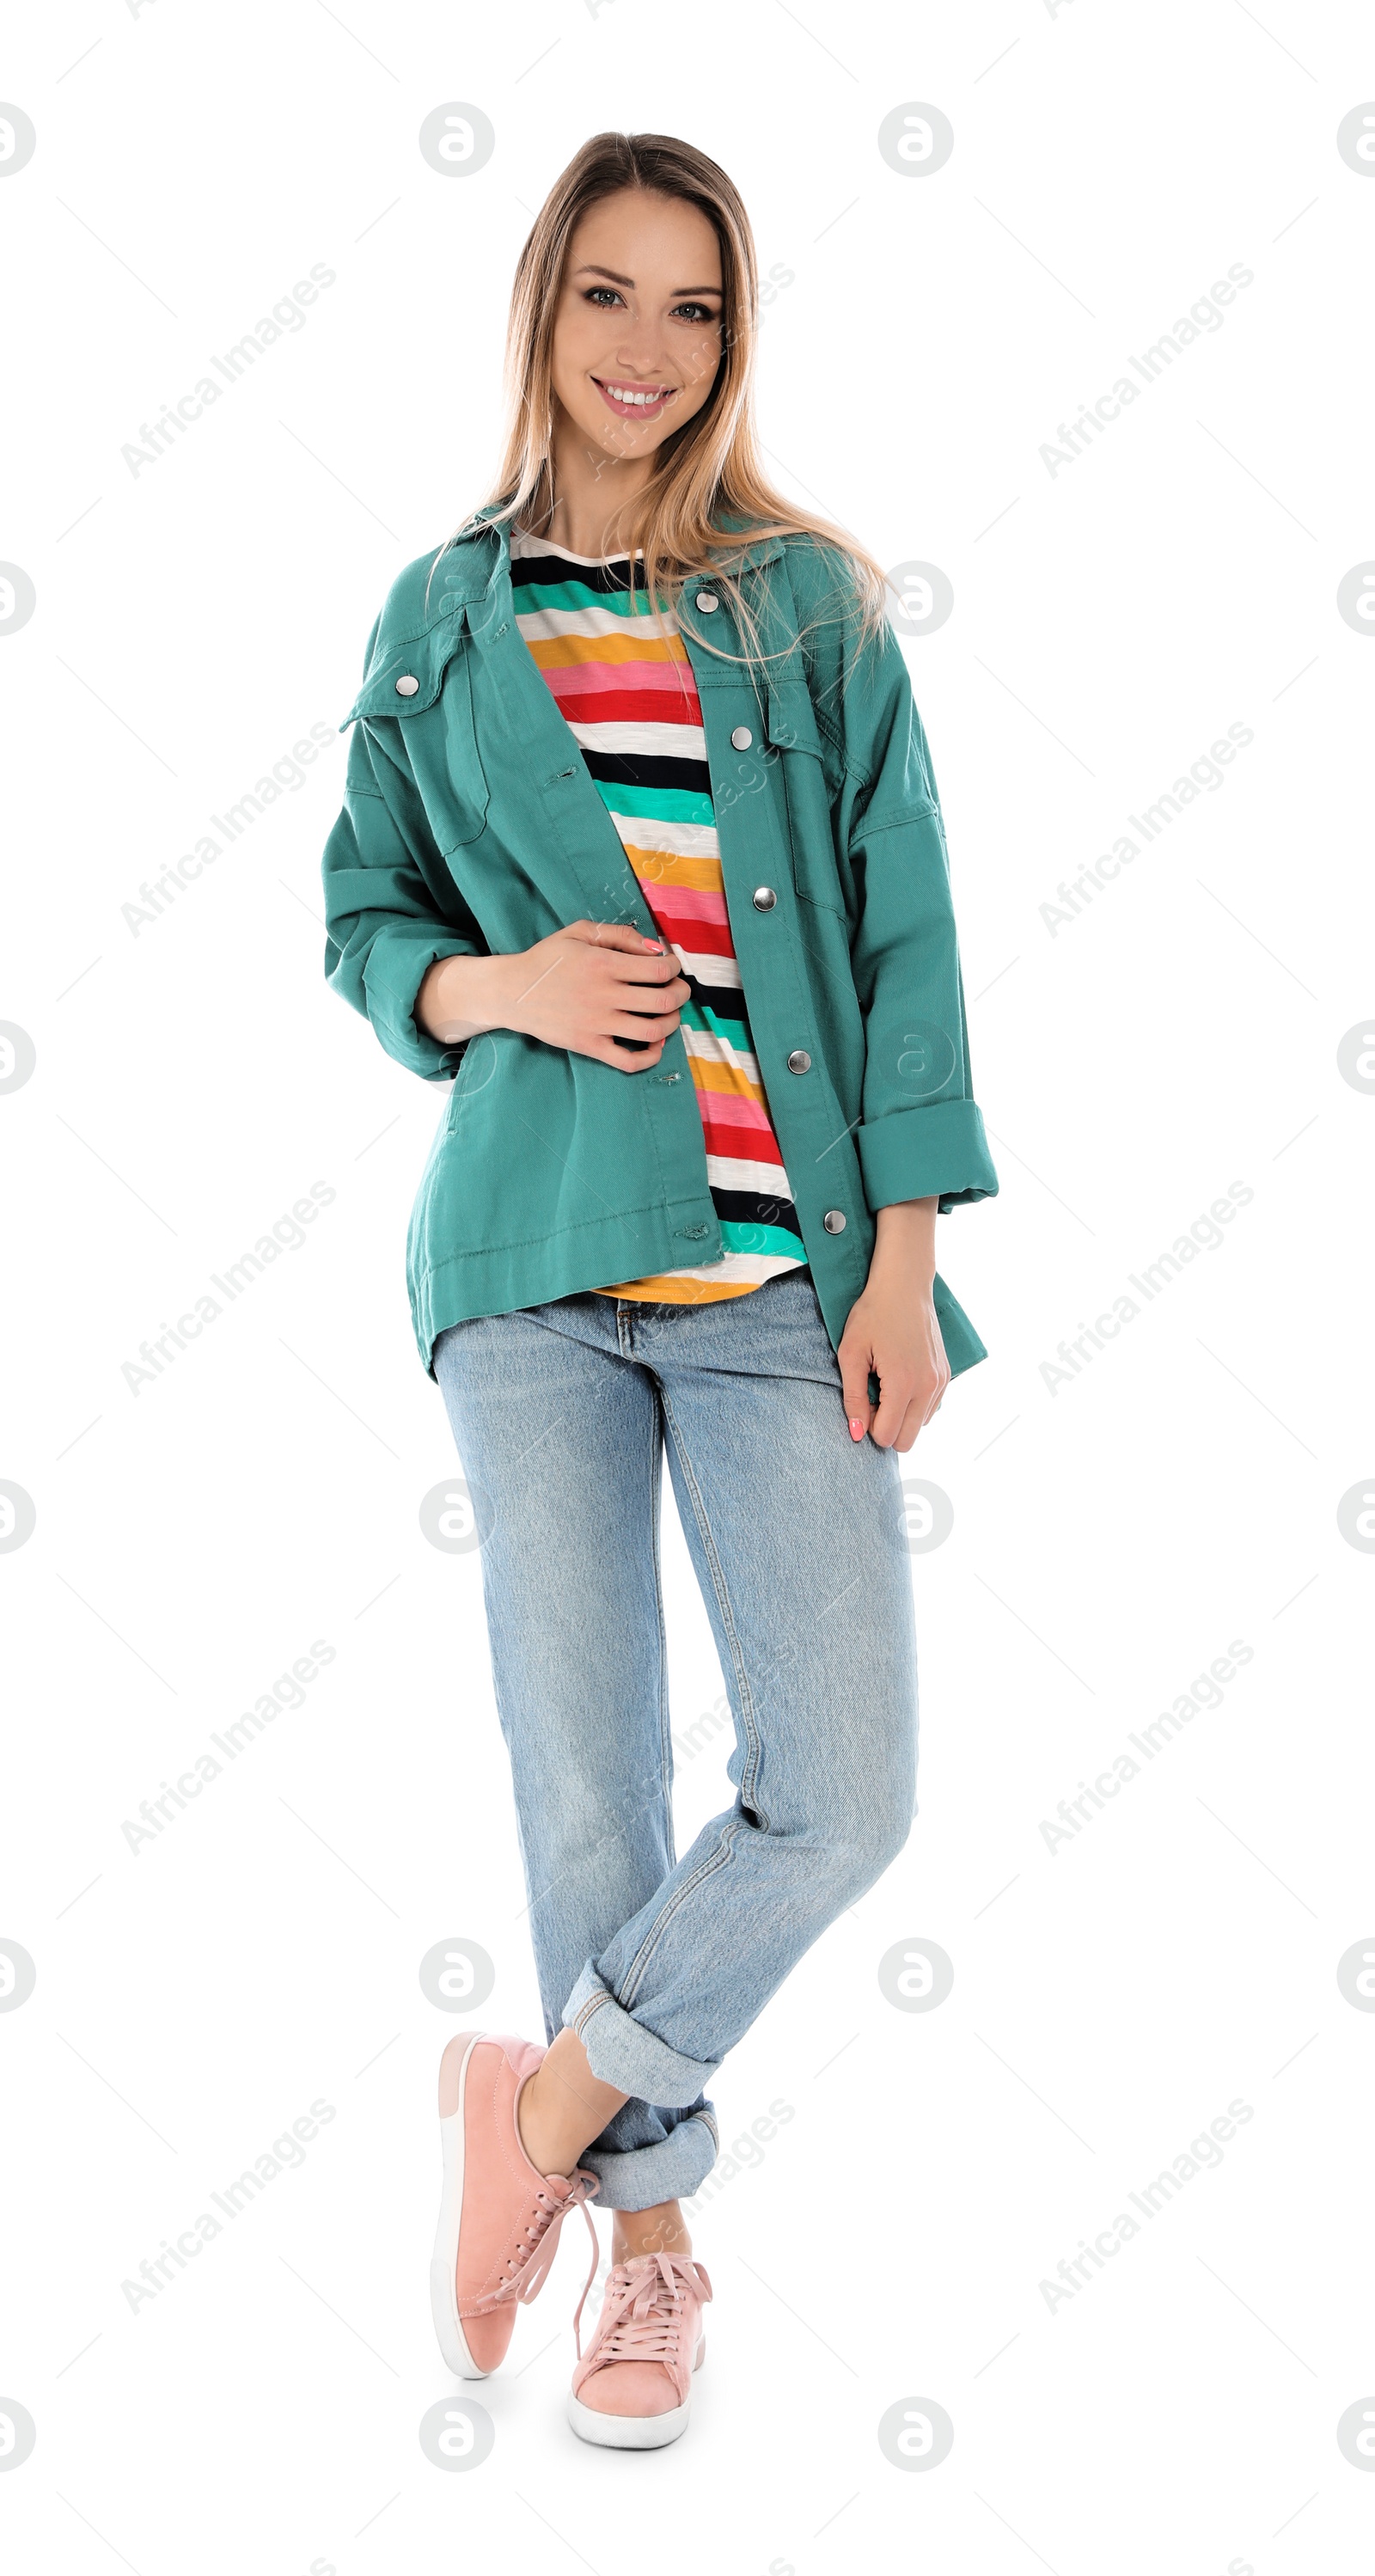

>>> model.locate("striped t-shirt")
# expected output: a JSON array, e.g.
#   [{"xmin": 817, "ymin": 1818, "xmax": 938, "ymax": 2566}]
[{"xmin": 509, "ymin": 525, "xmax": 808, "ymax": 1305}]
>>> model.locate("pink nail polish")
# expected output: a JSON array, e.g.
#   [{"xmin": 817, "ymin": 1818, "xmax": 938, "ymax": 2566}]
[{"xmin": 849, "ymin": 1417, "xmax": 865, "ymax": 1441}]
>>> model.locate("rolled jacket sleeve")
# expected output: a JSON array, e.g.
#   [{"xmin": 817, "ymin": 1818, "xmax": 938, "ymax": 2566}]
[
  {"xmin": 837, "ymin": 619, "xmax": 999, "ymax": 1215},
  {"xmin": 322, "ymin": 683, "xmax": 486, "ymax": 1085}
]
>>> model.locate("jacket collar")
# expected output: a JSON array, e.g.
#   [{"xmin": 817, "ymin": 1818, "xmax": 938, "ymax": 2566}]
[{"xmin": 443, "ymin": 494, "xmax": 786, "ymax": 600}]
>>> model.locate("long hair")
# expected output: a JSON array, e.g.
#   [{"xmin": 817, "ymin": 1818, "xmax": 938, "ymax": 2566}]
[{"xmin": 429, "ymin": 131, "xmax": 894, "ymax": 694}]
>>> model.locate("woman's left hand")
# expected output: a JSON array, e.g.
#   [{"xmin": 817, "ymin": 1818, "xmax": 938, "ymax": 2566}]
[{"xmin": 836, "ymin": 1197, "xmax": 950, "ymax": 1451}]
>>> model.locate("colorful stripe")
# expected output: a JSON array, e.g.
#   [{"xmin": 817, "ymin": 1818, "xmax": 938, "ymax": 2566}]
[{"xmin": 509, "ymin": 527, "xmax": 808, "ymax": 1303}]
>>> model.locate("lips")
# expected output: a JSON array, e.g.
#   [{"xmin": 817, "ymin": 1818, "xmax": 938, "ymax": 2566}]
[{"xmin": 592, "ymin": 377, "xmax": 676, "ymax": 423}]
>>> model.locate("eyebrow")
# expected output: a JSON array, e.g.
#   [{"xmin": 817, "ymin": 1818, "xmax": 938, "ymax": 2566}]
[{"xmin": 572, "ymin": 264, "xmax": 722, "ymax": 295}]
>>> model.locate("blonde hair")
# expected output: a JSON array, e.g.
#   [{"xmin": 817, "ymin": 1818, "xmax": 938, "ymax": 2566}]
[{"xmin": 429, "ymin": 130, "xmax": 894, "ymax": 696}]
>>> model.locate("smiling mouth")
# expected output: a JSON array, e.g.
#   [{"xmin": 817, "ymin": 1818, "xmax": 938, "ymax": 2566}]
[{"xmin": 592, "ymin": 378, "xmax": 677, "ymax": 419}]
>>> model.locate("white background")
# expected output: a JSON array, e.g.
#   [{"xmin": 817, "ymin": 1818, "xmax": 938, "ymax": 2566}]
[{"xmin": 2, "ymin": 2, "xmax": 1372, "ymax": 2568}]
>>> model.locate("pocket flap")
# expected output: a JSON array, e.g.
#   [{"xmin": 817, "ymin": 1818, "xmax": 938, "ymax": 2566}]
[
  {"xmin": 342, "ymin": 597, "xmax": 473, "ymax": 726},
  {"xmin": 763, "ymin": 678, "xmax": 827, "ymax": 760}
]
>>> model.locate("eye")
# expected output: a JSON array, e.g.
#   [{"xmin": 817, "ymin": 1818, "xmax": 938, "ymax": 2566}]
[
  {"xmin": 673, "ymin": 301, "xmax": 719, "ymax": 325},
  {"xmin": 583, "ymin": 286, "xmax": 624, "ymax": 309}
]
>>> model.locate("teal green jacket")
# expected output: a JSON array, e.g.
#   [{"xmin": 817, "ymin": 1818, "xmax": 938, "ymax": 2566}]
[{"xmin": 322, "ymin": 500, "xmax": 998, "ymax": 1378}]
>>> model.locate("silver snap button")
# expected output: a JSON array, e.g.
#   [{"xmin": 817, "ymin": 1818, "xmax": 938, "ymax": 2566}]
[
  {"xmin": 696, "ymin": 591, "xmax": 719, "ymax": 614},
  {"xmin": 786, "ymin": 1049, "xmax": 811, "ymax": 1074},
  {"xmin": 730, "ymin": 725, "xmax": 753, "ymax": 750},
  {"xmin": 394, "ymin": 675, "xmax": 419, "ymax": 697},
  {"xmin": 752, "ymin": 886, "xmax": 777, "ymax": 911},
  {"xmin": 822, "ymin": 1209, "xmax": 846, "ymax": 1233}
]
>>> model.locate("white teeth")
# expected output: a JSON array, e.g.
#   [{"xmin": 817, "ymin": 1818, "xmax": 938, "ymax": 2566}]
[{"xmin": 602, "ymin": 383, "xmax": 667, "ymax": 406}]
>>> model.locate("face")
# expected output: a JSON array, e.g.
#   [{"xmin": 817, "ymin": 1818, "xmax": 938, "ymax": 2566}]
[{"xmin": 549, "ymin": 187, "xmax": 724, "ymax": 461}]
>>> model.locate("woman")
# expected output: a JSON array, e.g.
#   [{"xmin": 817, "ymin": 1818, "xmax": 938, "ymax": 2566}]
[{"xmin": 321, "ymin": 131, "xmax": 998, "ymax": 2450}]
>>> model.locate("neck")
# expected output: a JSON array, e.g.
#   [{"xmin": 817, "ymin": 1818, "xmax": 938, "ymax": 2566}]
[{"xmin": 535, "ymin": 412, "xmax": 658, "ymax": 559}]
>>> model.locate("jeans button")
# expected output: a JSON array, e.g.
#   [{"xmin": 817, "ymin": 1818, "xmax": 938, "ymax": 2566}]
[
  {"xmin": 822, "ymin": 1208, "xmax": 846, "ymax": 1233},
  {"xmin": 786, "ymin": 1049, "xmax": 811, "ymax": 1074},
  {"xmin": 730, "ymin": 725, "xmax": 753, "ymax": 750},
  {"xmin": 696, "ymin": 591, "xmax": 719, "ymax": 613},
  {"xmin": 752, "ymin": 885, "xmax": 776, "ymax": 910}
]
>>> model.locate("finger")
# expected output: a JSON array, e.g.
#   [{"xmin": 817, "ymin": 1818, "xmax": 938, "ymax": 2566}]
[
  {"xmin": 920, "ymin": 1370, "xmax": 950, "ymax": 1429},
  {"xmin": 607, "ymin": 1007, "xmax": 681, "ymax": 1041},
  {"xmin": 563, "ymin": 918, "xmax": 667, "ymax": 954},
  {"xmin": 607, "ymin": 958, "xmax": 688, "ymax": 989},
  {"xmin": 871, "ymin": 1371, "xmax": 920, "ymax": 1449},
  {"xmin": 596, "ymin": 1038, "xmax": 668, "ymax": 1072},
  {"xmin": 603, "ymin": 955, "xmax": 688, "ymax": 989},
  {"xmin": 838, "ymin": 1340, "xmax": 874, "ymax": 1443}
]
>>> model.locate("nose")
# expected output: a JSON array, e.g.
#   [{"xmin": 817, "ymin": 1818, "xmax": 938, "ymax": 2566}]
[{"xmin": 610, "ymin": 319, "xmax": 669, "ymax": 370}]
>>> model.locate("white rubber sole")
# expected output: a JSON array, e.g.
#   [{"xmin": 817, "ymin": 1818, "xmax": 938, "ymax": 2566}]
[
  {"xmin": 429, "ymin": 2033, "xmax": 487, "ymax": 2379},
  {"xmin": 565, "ymin": 2332, "xmax": 706, "ymax": 2450}
]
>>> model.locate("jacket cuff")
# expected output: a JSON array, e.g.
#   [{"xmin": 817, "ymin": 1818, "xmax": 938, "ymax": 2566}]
[
  {"xmin": 857, "ymin": 1099, "xmax": 999, "ymax": 1212},
  {"xmin": 363, "ymin": 927, "xmax": 480, "ymax": 1080}
]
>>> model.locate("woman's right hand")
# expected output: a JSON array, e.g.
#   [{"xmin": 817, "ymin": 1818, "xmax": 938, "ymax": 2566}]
[{"xmin": 417, "ymin": 921, "xmax": 692, "ymax": 1071}]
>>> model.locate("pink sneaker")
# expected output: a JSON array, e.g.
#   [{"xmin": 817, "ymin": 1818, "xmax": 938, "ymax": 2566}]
[
  {"xmin": 567, "ymin": 2249, "xmax": 713, "ymax": 2448},
  {"xmin": 430, "ymin": 2031, "xmax": 600, "ymax": 2379}
]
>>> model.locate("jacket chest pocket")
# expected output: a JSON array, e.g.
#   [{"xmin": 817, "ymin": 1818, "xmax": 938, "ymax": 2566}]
[
  {"xmin": 403, "ymin": 644, "xmax": 491, "ymax": 853},
  {"xmin": 343, "ymin": 609, "xmax": 491, "ymax": 852},
  {"xmin": 762, "ymin": 681, "xmax": 846, "ymax": 920}
]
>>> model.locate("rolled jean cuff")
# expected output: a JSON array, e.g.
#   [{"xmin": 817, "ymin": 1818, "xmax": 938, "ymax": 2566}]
[
  {"xmin": 578, "ymin": 2111, "xmax": 719, "ymax": 2213},
  {"xmin": 563, "ymin": 1963, "xmax": 722, "ymax": 2106}
]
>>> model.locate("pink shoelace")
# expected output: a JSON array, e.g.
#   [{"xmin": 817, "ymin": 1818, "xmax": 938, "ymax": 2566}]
[
  {"xmin": 573, "ymin": 2248, "xmax": 713, "ymax": 2366},
  {"xmin": 485, "ymin": 2170, "xmax": 602, "ymax": 2315}
]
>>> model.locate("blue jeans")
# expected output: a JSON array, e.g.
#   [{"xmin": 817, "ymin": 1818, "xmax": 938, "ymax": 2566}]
[{"xmin": 432, "ymin": 1270, "xmax": 919, "ymax": 2210}]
